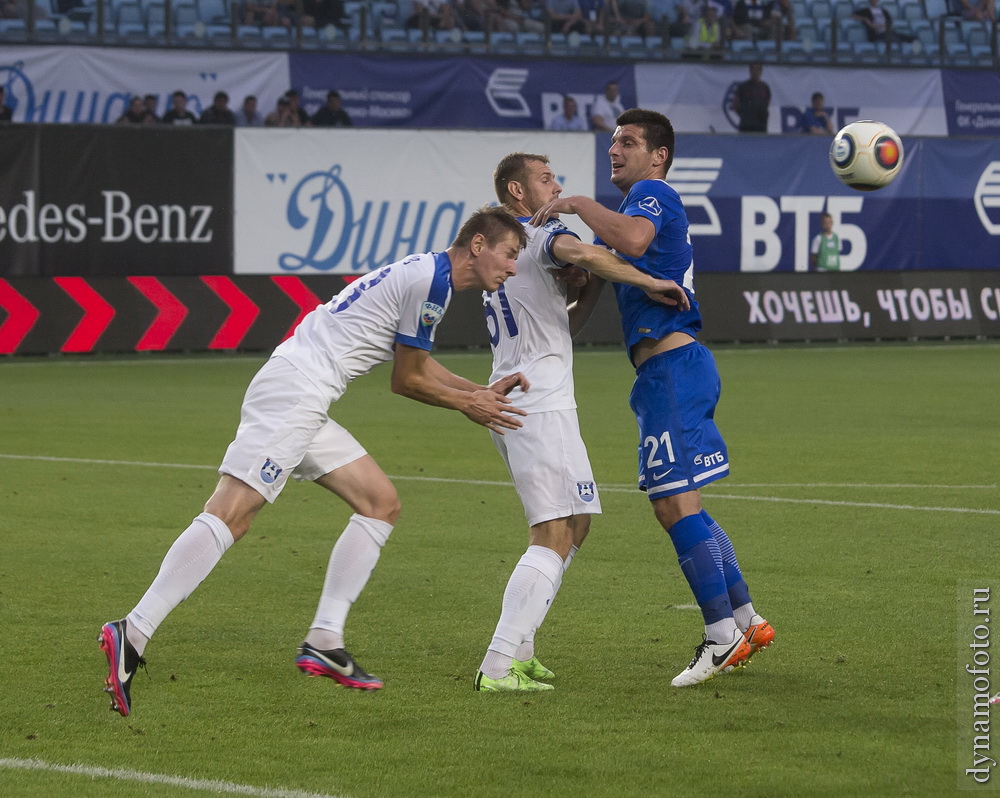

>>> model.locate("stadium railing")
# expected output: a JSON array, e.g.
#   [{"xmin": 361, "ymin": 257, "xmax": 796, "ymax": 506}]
[{"xmin": 0, "ymin": 0, "xmax": 996, "ymax": 68}]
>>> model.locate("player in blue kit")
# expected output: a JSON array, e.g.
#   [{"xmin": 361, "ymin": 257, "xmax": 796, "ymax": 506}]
[
  {"xmin": 531, "ymin": 108, "xmax": 774, "ymax": 686},
  {"xmin": 98, "ymin": 207, "xmax": 529, "ymax": 716}
]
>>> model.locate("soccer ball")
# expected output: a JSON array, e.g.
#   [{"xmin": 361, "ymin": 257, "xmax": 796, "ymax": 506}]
[{"xmin": 829, "ymin": 121, "xmax": 904, "ymax": 191}]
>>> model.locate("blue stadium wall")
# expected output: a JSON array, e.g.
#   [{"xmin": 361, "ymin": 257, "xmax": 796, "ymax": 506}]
[{"xmin": 1, "ymin": 48, "xmax": 999, "ymax": 352}]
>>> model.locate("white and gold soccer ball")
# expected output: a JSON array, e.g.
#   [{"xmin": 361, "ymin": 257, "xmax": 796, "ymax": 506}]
[{"xmin": 829, "ymin": 120, "xmax": 904, "ymax": 191}]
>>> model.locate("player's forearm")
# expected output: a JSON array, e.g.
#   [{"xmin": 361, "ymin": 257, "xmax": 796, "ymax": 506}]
[
  {"xmin": 565, "ymin": 196, "xmax": 652, "ymax": 257},
  {"xmin": 567, "ymin": 275, "xmax": 606, "ymax": 337},
  {"xmin": 391, "ymin": 370, "xmax": 474, "ymax": 412},
  {"xmin": 423, "ymin": 356, "xmax": 483, "ymax": 392}
]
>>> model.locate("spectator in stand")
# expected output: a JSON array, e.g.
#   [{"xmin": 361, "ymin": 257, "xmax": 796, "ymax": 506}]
[
  {"xmin": 303, "ymin": 0, "xmax": 349, "ymax": 34},
  {"xmin": 732, "ymin": 0, "xmax": 772, "ymax": 39},
  {"xmin": 801, "ymin": 91, "xmax": 833, "ymax": 135},
  {"xmin": 549, "ymin": 95, "xmax": 588, "ymax": 131},
  {"xmin": 242, "ymin": 0, "xmax": 279, "ymax": 25},
  {"xmin": 852, "ymin": 0, "xmax": 916, "ymax": 43},
  {"xmin": 311, "ymin": 90, "xmax": 353, "ymax": 127},
  {"xmin": 143, "ymin": 94, "xmax": 161, "ymax": 123},
  {"xmin": 957, "ymin": 0, "xmax": 994, "ymax": 21},
  {"xmin": 277, "ymin": 0, "xmax": 315, "ymax": 27},
  {"xmin": 117, "ymin": 95, "xmax": 157, "ymax": 125},
  {"xmin": 283, "ymin": 90, "xmax": 312, "ymax": 126},
  {"xmin": 455, "ymin": 0, "xmax": 486, "ymax": 29},
  {"xmin": 546, "ymin": 0, "xmax": 586, "ymax": 33},
  {"xmin": 577, "ymin": 0, "xmax": 607, "ymax": 35},
  {"xmin": 0, "ymin": 87, "xmax": 12, "ymax": 123},
  {"xmin": 684, "ymin": 3, "xmax": 723, "ymax": 53},
  {"xmin": 610, "ymin": 0, "xmax": 657, "ymax": 36},
  {"xmin": 162, "ymin": 90, "xmax": 198, "ymax": 125},
  {"xmin": 731, "ymin": 61, "xmax": 770, "ymax": 132},
  {"xmin": 669, "ymin": 0, "xmax": 702, "ymax": 38},
  {"xmin": 590, "ymin": 80, "xmax": 625, "ymax": 132},
  {"xmin": 235, "ymin": 95, "xmax": 265, "ymax": 127},
  {"xmin": 200, "ymin": 91, "xmax": 236, "ymax": 125},
  {"xmin": 1, "ymin": 0, "xmax": 48, "ymax": 20},
  {"xmin": 707, "ymin": 0, "xmax": 734, "ymax": 39},
  {"xmin": 486, "ymin": 0, "xmax": 526, "ymax": 31},
  {"xmin": 516, "ymin": 0, "xmax": 547, "ymax": 30},
  {"xmin": 265, "ymin": 96, "xmax": 302, "ymax": 127},
  {"xmin": 406, "ymin": 0, "xmax": 460, "ymax": 29},
  {"xmin": 767, "ymin": 0, "xmax": 795, "ymax": 40}
]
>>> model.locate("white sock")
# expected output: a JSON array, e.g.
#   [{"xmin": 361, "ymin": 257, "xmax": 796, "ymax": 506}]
[
  {"xmin": 480, "ymin": 545, "xmax": 564, "ymax": 679},
  {"xmin": 305, "ymin": 514, "xmax": 393, "ymax": 651},
  {"xmin": 705, "ymin": 618, "xmax": 740, "ymax": 644},
  {"xmin": 514, "ymin": 544, "xmax": 578, "ymax": 662},
  {"xmin": 126, "ymin": 512, "xmax": 235, "ymax": 654},
  {"xmin": 733, "ymin": 602, "xmax": 758, "ymax": 631}
]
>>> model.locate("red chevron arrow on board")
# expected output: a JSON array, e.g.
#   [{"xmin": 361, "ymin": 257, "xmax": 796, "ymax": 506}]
[
  {"xmin": 128, "ymin": 277, "xmax": 189, "ymax": 351},
  {"xmin": 0, "ymin": 279, "xmax": 41, "ymax": 354},
  {"xmin": 200, "ymin": 276, "xmax": 260, "ymax": 350},
  {"xmin": 53, "ymin": 277, "xmax": 115, "ymax": 353},
  {"xmin": 271, "ymin": 276, "xmax": 322, "ymax": 343}
]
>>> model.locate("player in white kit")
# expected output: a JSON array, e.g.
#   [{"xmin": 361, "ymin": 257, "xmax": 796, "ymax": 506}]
[
  {"xmin": 474, "ymin": 154, "xmax": 690, "ymax": 692},
  {"xmin": 99, "ymin": 208, "xmax": 528, "ymax": 715}
]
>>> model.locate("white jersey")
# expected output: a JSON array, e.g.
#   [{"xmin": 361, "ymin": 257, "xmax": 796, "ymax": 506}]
[
  {"xmin": 485, "ymin": 217, "xmax": 579, "ymax": 413},
  {"xmin": 273, "ymin": 251, "xmax": 453, "ymax": 401}
]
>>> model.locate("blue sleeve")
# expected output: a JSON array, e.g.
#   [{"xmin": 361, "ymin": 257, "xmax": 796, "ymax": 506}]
[{"xmin": 394, "ymin": 253, "xmax": 452, "ymax": 351}]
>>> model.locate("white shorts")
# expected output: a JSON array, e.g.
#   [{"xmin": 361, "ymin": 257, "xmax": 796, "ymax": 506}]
[
  {"xmin": 490, "ymin": 408, "xmax": 602, "ymax": 527},
  {"xmin": 219, "ymin": 357, "xmax": 367, "ymax": 503}
]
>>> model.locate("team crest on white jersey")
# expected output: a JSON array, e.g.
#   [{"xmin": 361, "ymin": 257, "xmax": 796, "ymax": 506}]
[
  {"xmin": 638, "ymin": 197, "xmax": 662, "ymax": 216},
  {"xmin": 420, "ymin": 301, "xmax": 444, "ymax": 327},
  {"xmin": 577, "ymin": 481, "xmax": 596, "ymax": 502},
  {"xmin": 260, "ymin": 458, "xmax": 283, "ymax": 484}
]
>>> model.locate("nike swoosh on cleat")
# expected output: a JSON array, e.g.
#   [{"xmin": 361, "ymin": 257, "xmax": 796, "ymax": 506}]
[
  {"xmin": 312, "ymin": 653, "xmax": 354, "ymax": 677},
  {"xmin": 112, "ymin": 631, "xmax": 133, "ymax": 685},
  {"xmin": 711, "ymin": 638, "xmax": 743, "ymax": 668}
]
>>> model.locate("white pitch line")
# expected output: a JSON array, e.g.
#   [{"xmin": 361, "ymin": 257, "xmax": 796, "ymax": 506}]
[
  {"xmin": 1, "ymin": 453, "xmax": 996, "ymax": 515},
  {"xmin": 0, "ymin": 758, "xmax": 349, "ymax": 798}
]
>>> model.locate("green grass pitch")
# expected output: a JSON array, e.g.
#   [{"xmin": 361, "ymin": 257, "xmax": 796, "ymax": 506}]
[{"xmin": 1, "ymin": 343, "xmax": 998, "ymax": 797}]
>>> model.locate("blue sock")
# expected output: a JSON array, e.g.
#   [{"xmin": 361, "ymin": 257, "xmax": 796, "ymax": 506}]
[
  {"xmin": 667, "ymin": 514, "xmax": 732, "ymax": 626},
  {"xmin": 701, "ymin": 510, "xmax": 752, "ymax": 610}
]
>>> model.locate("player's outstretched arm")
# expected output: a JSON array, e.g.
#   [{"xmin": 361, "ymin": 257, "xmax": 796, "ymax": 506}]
[
  {"xmin": 552, "ymin": 236, "xmax": 690, "ymax": 311},
  {"xmin": 391, "ymin": 344, "xmax": 525, "ymax": 432},
  {"xmin": 530, "ymin": 195, "xmax": 655, "ymax": 257}
]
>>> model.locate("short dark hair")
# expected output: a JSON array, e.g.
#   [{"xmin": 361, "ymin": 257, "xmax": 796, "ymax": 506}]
[
  {"xmin": 172, "ymin": 90, "xmax": 186, "ymax": 99},
  {"xmin": 328, "ymin": 90, "xmax": 341, "ymax": 100},
  {"xmin": 493, "ymin": 152, "xmax": 548, "ymax": 207},
  {"xmin": 144, "ymin": 94, "xmax": 156, "ymax": 101},
  {"xmin": 214, "ymin": 91, "xmax": 229, "ymax": 102},
  {"xmin": 616, "ymin": 107, "xmax": 676, "ymax": 172},
  {"xmin": 453, "ymin": 206, "xmax": 527, "ymax": 251},
  {"xmin": 812, "ymin": 91, "xmax": 824, "ymax": 102}
]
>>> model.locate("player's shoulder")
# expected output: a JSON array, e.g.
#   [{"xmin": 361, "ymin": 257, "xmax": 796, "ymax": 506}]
[{"xmin": 626, "ymin": 178, "xmax": 681, "ymax": 217}]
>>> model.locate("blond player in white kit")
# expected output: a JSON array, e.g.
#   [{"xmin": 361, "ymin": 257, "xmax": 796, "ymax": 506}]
[
  {"xmin": 474, "ymin": 154, "xmax": 690, "ymax": 692},
  {"xmin": 98, "ymin": 208, "xmax": 529, "ymax": 715}
]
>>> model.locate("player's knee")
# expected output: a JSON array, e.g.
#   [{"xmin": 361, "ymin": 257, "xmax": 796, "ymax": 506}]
[{"xmin": 356, "ymin": 489, "xmax": 401, "ymax": 526}]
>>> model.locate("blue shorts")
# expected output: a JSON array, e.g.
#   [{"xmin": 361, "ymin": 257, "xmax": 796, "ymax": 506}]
[{"xmin": 629, "ymin": 342, "xmax": 730, "ymax": 499}]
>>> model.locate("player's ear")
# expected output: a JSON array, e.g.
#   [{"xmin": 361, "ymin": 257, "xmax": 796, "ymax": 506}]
[
  {"xmin": 507, "ymin": 180, "xmax": 523, "ymax": 201},
  {"xmin": 653, "ymin": 146, "xmax": 669, "ymax": 167},
  {"xmin": 470, "ymin": 232, "xmax": 485, "ymax": 256}
]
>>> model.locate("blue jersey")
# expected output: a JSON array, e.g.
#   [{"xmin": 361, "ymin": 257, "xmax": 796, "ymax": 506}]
[{"xmin": 596, "ymin": 179, "xmax": 702, "ymax": 360}]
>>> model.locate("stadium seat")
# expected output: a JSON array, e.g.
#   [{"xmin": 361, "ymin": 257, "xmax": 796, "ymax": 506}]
[
  {"xmin": 197, "ymin": 0, "xmax": 229, "ymax": 23},
  {"xmin": 833, "ymin": 0, "xmax": 853, "ymax": 20},
  {"xmin": 174, "ymin": 3, "xmax": 199, "ymax": 26},
  {"xmin": 843, "ymin": 19, "xmax": 867, "ymax": 42},
  {"xmin": 811, "ymin": 0, "xmax": 832, "ymax": 21}
]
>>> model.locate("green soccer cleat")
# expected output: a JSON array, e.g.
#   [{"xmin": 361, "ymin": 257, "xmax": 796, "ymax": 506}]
[
  {"xmin": 474, "ymin": 668, "xmax": 555, "ymax": 692},
  {"xmin": 512, "ymin": 655, "xmax": 555, "ymax": 681}
]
